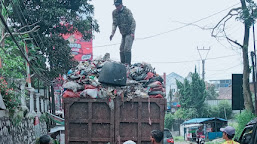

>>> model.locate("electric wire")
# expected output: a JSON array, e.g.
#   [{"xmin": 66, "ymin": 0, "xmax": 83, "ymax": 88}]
[
  {"xmin": 94, "ymin": 2, "xmax": 241, "ymax": 48},
  {"xmin": 0, "ymin": 0, "xmax": 52, "ymax": 84}
]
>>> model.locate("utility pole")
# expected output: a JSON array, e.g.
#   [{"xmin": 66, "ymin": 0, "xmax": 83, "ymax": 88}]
[{"xmin": 197, "ymin": 47, "xmax": 210, "ymax": 80}]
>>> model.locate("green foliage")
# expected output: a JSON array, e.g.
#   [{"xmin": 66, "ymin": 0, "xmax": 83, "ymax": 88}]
[
  {"xmin": 164, "ymin": 113, "xmax": 175, "ymax": 129},
  {"xmin": 5, "ymin": 0, "xmax": 99, "ymax": 80},
  {"xmin": 206, "ymin": 84, "xmax": 218, "ymax": 100},
  {"xmin": 0, "ymin": 77, "xmax": 20, "ymax": 116},
  {"xmin": 174, "ymin": 108, "xmax": 199, "ymax": 119},
  {"xmin": 175, "ymin": 100, "xmax": 233, "ymax": 120},
  {"xmin": 11, "ymin": 114, "xmax": 23, "ymax": 126},
  {"xmin": 176, "ymin": 72, "xmax": 207, "ymax": 118},
  {"xmin": 217, "ymin": 100, "xmax": 233, "ymax": 119},
  {"xmin": 174, "ymin": 136, "xmax": 184, "ymax": 141},
  {"xmin": 201, "ymin": 101, "xmax": 233, "ymax": 119},
  {"xmin": 238, "ymin": 0, "xmax": 257, "ymax": 26},
  {"xmin": 234, "ymin": 110, "xmax": 256, "ymax": 139},
  {"xmin": 0, "ymin": 38, "xmax": 26, "ymax": 78},
  {"xmin": 39, "ymin": 113, "xmax": 49, "ymax": 124}
]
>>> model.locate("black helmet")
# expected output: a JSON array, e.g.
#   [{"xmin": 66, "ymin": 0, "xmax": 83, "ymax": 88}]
[{"xmin": 114, "ymin": 0, "xmax": 122, "ymax": 5}]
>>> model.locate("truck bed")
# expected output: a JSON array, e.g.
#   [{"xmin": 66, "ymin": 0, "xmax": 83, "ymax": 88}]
[{"xmin": 64, "ymin": 97, "xmax": 166, "ymax": 144}]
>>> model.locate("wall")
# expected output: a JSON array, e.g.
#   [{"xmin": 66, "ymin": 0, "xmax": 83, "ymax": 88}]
[
  {"xmin": 205, "ymin": 99, "xmax": 232, "ymax": 106},
  {"xmin": 0, "ymin": 117, "xmax": 47, "ymax": 144}
]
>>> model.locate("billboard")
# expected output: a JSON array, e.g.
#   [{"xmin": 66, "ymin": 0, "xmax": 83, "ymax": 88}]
[{"xmin": 62, "ymin": 31, "xmax": 93, "ymax": 61}]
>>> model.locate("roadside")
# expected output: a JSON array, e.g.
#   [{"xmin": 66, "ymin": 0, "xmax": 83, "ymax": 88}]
[{"xmin": 173, "ymin": 136, "xmax": 224, "ymax": 144}]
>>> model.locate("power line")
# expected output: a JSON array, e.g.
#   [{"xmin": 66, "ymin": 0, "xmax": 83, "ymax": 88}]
[
  {"xmin": 205, "ymin": 63, "xmax": 242, "ymax": 80},
  {"xmin": 206, "ymin": 63, "xmax": 242, "ymax": 72},
  {"xmin": 0, "ymin": 1, "xmax": 52, "ymax": 84},
  {"xmin": 0, "ymin": 12, "xmax": 51, "ymax": 83},
  {"xmin": 139, "ymin": 53, "xmax": 240, "ymax": 64},
  {"xmin": 94, "ymin": 2, "xmax": 240, "ymax": 48},
  {"xmin": 6, "ymin": 0, "xmax": 67, "ymax": 83}
]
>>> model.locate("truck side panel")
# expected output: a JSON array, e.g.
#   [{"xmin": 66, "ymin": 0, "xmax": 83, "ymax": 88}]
[
  {"xmin": 64, "ymin": 98, "xmax": 115, "ymax": 144},
  {"xmin": 115, "ymin": 98, "xmax": 166, "ymax": 144},
  {"xmin": 64, "ymin": 98, "xmax": 166, "ymax": 144}
]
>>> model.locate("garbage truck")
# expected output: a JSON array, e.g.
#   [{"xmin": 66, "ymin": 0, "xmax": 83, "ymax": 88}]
[
  {"xmin": 63, "ymin": 61, "xmax": 167, "ymax": 144},
  {"xmin": 64, "ymin": 97, "xmax": 166, "ymax": 144}
]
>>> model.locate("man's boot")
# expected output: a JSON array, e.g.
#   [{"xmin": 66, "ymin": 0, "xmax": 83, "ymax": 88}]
[
  {"xmin": 125, "ymin": 52, "xmax": 131, "ymax": 65},
  {"xmin": 120, "ymin": 52, "xmax": 125, "ymax": 64}
]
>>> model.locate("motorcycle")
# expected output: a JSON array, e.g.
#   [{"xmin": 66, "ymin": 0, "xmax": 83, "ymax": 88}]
[{"xmin": 197, "ymin": 135, "xmax": 205, "ymax": 144}]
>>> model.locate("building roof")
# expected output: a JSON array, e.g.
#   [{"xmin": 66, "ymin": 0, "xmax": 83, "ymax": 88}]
[
  {"xmin": 217, "ymin": 87, "xmax": 232, "ymax": 100},
  {"xmin": 182, "ymin": 118, "xmax": 227, "ymax": 125}
]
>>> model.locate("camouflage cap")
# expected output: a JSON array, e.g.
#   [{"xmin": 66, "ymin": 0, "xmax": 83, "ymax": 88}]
[{"xmin": 114, "ymin": 0, "xmax": 122, "ymax": 5}]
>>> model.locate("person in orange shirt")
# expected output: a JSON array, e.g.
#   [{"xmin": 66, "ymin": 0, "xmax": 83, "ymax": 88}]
[{"xmin": 220, "ymin": 126, "xmax": 239, "ymax": 144}]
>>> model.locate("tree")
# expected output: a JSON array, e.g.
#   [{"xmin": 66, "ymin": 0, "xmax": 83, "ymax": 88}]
[
  {"xmin": 234, "ymin": 110, "xmax": 256, "ymax": 139},
  {"xmin": 0, "ymin": 38, "xmax": 26, "ymax": 79},
  {"xmin": 168, "ymin": 87, "xmax": 173, "ymax": 111},
  {"xmin": 212, "ymin": 0, "xmax": 256, "ymax": 112},
  {"xmin": 165, "ymin": 113, "xmax": 175, "ymax": 130},
  {"xmin": 176, "ymin": 71, "xmax": 207, "ymax": 117},
  {"xmin": 206, "ymin": 84, "xmax": 218, "ymax": 100},
  {"xmin": 3, "ymin": 0, "xmax": 99, "ymax": 81},
  {"xmin": 201, "ymin": 101, "xmax": 233, "ymax": 119},
  {"xmin": 174, "ymin": 108, "xmax": 199, "ymax": 119}
]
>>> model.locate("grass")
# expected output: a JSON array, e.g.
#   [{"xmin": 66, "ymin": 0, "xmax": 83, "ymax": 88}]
[
  {"xmin": 174, "ymin": 136, "xmax": 185, "ymax": 142},
  {"xmin": 205, "ymin": 142, "xmax": 223, "ymax": 144}
]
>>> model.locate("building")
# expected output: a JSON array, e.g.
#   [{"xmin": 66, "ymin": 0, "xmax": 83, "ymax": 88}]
[
  {"xmin": 165, "ymin": 72, "xmax": 184, "ymax": 98},
  {"xmin": 209, "ymin": 79, "xmax": 232, "ymax": 91},
  {"xmin": 165, "ymin": 72, "xmax": 184, "ymax": 112}
]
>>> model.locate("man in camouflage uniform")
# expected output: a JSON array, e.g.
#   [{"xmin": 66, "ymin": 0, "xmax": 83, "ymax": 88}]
[{"xmin": 110, "ymin": 0, "xmax": 136, "ymax": 65}]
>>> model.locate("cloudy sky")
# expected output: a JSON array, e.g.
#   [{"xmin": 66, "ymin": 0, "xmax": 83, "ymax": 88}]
[{"xmin": 91, "ymin": 0, "xmax": 257, "ymax": 81}]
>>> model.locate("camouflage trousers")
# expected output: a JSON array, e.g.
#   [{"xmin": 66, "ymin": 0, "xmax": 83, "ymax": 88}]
[{"xmin": 120, "ymin": 34, "xmax": 134, "ymax": 52}]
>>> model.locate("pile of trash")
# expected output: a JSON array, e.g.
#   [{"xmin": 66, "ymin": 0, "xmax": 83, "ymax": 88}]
[{"xmin": 62, "ymin": 56, "xmax": 165, "ymax": 99}]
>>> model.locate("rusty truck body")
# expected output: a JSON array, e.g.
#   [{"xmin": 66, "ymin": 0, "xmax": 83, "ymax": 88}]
[{"xmin": 64, "ymin": 97, "xmax": 166, "ymax": 144}]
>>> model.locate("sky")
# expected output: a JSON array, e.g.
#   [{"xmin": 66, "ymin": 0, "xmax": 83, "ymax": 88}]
[{"xmin": 91, "ymin": 0, "xmax": 257, "ymax": 81}]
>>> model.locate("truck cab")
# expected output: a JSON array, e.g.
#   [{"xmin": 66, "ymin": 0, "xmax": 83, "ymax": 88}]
[{"xmin": 238, "ymin": 118, "xmax": 257, "ymax": 144}]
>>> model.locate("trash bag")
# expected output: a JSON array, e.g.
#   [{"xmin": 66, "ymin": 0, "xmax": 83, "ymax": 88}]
[
  {"xmin": 63, "ymin": 90, "xmax": 80, "ymax": 98},
  {"xmin": 132, "ymin": 73, "xmax": 147, "ymax": 81},
  {"xmin": 84, "ymin": 85, "xmax": 97, "ymax": 89},
  {"xmin": 80, "ymin": 89, "xmax": 98, "ymax": 98},
  {"xmin": 149, "ymin": 94, "xmax": 163, "ymax": 98},
  {"xmin": 148, "ymin": 91, "xmax": 164, "ymax": 95},
  {"xmin": 99, "ymin": 62, "xmax": 127, "ymax": 86},
  {"xmin": 149, "ymin": 86, "xmax": 164, "ymax": 92},
  {"xmin": 147, "ymin": 81, "xmax": 162, "ymax": 88},
  {"xmin": 144, "ymin": 76, "xmax": 163, "ymax": 87},
  {"xmin": 144, "ymin": 72, "xmax": 154, "ymax": 80},
  {"xmin": 63, "ymin": 81, "xmax": 82, "ymax": 92},
  {"xmin": 108, "ymin": 99, "xmax": 114, "ymax": 110}
]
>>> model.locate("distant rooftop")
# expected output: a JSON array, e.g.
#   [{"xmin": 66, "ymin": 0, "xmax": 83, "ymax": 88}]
[{"xmin": 217, "ymin": 87, "xmax": 232, "ymax": 100}]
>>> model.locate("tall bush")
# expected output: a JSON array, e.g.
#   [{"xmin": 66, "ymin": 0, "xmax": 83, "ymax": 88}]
[
  {"xmin": 165, "ymin": 113, "xmax": 175, "ymax": 129},
  {"xmin": 0, "ymin": 77, "xmax": 20, "ymax": 116},
  {"xmin": 234, "ymin": 110, "xmax": 256, "ymax": 139}
]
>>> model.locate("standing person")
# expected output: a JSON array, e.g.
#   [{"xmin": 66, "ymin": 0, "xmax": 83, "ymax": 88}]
[
  {"xmin": 150, "ymin": 130, "xmax": 163, "ymax": 144},
  {"xmin": 220, "ymin": 126, "xmax": 239, "ymax": 144},
  {"xmin": 196, "ymin": 126, "xmax": 204, "ymax": 143},
  {"xmin": 110, "ymin": 0, "xmax": 136, "ymax": 65}
]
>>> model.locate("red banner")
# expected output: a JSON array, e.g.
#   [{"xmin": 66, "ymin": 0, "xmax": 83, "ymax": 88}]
[{"xmin": 62, "ymin": 31, "xmax": 93, "ymax": 61}]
